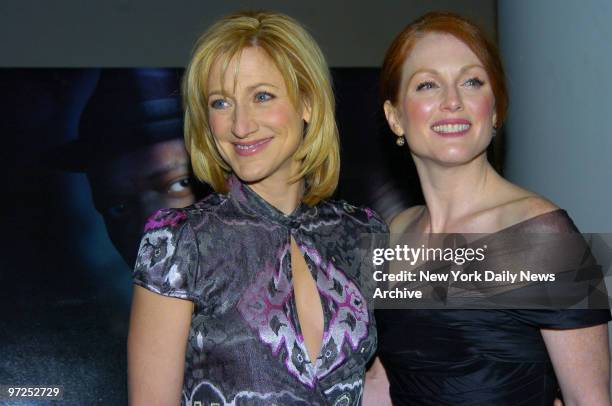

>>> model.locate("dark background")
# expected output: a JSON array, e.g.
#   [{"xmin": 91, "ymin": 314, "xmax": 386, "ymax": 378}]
[
  {"xmin": 0, "ymin": 65, "xmax": 426, "ymax": 404},
  {"xmin": 0, "ymin": 1, "xmax": 499, "ymax": 404},
  {"xmin": 4, "ymin": 1, "xmax": 611, "ymax": 404}
]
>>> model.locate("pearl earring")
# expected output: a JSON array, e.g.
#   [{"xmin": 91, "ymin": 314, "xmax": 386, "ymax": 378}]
[{"xmin": 396, "ymin": 136, "xmax": 405, "ymax": 147}]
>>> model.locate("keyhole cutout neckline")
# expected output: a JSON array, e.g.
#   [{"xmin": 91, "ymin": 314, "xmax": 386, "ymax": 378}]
[
  {"xmin": 290, "ymin": 237, "xmax": 325, "ymax": 365},
  {"xmin": 228, "ymin": 174, "xmax": 328, "ymax": 369}
]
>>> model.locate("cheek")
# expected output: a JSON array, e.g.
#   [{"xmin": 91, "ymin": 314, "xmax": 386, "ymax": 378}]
[
  {"xmin": 403, "ymin": 97, "xmax": 437, "ymax": 131},
  {"xmin": 208, "ymin": 112, "xmax": 230, "ymax": 140},
  {"xmin": 262, "ymin": 104, "xmax": 304, "ymax": 141},
  {"xmin": 154, "ymin": 193, "xmax": 195, "ymax": 212},
  {"xmin": 265, "ymin": 104, "xmax": 296, "ymax": 127},
  {"xmin": 467, "ymin": 94, "xmax": 496, "ymax": 123}
]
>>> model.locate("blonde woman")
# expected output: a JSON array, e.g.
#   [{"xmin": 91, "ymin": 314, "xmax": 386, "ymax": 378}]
[{"xmin": 128, "ymin": 11, "xmax": 385, "ymax": 405}]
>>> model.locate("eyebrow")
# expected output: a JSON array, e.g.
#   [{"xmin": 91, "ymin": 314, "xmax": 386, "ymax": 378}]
[
  {"xmin": 246, "ymin": 82, "xmax": 279, "ymax": 91},
  {"xmin": 407, "ymin": 64, "xmax": 486, "ymax": 83},
  {"xmin": 144, "ymin": 161, "xmax": 190, "ymax": 183},
  {"xmin": 207, "ymin": 82, "xmax": 280, "ymax": 98}
]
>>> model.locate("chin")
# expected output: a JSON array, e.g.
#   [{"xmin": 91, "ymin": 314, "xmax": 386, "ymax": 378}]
[
  {"xmin": 439, "ymin": 150, "xmax": 487, "ymax": 166},
  {"xmin": 232, "ymin": 165, "xmax": 273, "ymax": 185},
  {"xmin": 414, "ymin": 145, "xmax": 489, "ymax": 167}
]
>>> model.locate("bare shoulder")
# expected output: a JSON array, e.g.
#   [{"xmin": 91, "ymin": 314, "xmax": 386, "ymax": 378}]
[
  {"xmin": 507, "ymin": 190, "xmax": 558, "ymax": 218},
  {"xmin": 389, "ymin": 205, "xmax": 425, "ymax": 234},
  {"xmin": 493, "ymin": 183, "xmax": 561, "ymax": 230}
]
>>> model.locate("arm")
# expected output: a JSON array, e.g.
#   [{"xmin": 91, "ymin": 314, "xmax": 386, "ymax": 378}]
[
  {"xmin": 128, "ymin": 285, "xmax": 194, "ymax": 406},
  {"xmin": 542, "ymin": 324, "xmax": 611, "ymax": 406},
  {"xmin": 363, "ymin": 357, "xmax": 393, "ymax": 406}
]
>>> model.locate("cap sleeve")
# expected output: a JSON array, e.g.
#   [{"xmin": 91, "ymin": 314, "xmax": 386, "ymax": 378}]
[
  {"xmin": 132, "ymin": 208, "xmax": 199, "ymax": 302},
  {"xmin": 363, "ymin": 206, "xmax": 390, "ymax": 301},
  {"xmin": 365, "ymin": 206, "xmax": 390, "ymax": 235}
]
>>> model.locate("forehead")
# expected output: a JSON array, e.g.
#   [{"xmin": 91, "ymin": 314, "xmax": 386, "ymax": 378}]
[
  {"xmin": 403, "ymin": 32, "xmax": 483, "ymax": 74},
  {"xmin": 207, "ymin": 46, "xmax": 284, "ymax": 91},
  {"xmin": 88, "ymin": 139, "xmax": 190, "ymax": 190}
]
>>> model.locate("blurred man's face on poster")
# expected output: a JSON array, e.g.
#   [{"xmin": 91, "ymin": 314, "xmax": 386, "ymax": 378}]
[{"xmin": 87, "ymin": 139, "xmax": 196, "ymax": 266}]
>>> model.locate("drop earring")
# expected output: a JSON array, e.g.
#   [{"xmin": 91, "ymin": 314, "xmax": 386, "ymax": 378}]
[{"xmin": 396, "ymin": 135, "xmax": 405, "ymax": 147}]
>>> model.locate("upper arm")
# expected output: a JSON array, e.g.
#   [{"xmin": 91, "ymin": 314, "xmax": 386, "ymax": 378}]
[
  {"xmin": 128, "ymin": 285, "xmax": 194, "ymax": 406},
  {"xmin": 542, "ymin": 324, "xmax": 611, "ymax": 406},
  {"xmin": 363, "ymin": 357, "xmax": 392, "ymax": 406}
]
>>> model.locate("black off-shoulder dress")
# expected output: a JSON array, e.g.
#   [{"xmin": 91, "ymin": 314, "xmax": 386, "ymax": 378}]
[{"xmin": 377, "ymin": 210, "xmax": 611, "ymax": 405}]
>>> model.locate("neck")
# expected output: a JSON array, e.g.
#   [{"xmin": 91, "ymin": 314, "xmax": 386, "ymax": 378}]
[
  {"xmin": 414, "ymin": 153, "xmax": 500, "ymax": 232},
  {"xmin": 249, "ymin": 175, "xmax": 304, "ymax": 215}
]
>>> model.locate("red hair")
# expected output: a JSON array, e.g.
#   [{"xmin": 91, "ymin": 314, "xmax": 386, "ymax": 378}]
[{"xmin": 381, "ymin": 11, "xmax": 508, "ymax": 127}]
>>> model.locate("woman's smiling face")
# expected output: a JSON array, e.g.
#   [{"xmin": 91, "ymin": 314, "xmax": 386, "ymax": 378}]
[
  {"xmin": 385, "ymin": 32, "xmax": 497, "ymax": 166},
  {"xmin": 206, "ymin": 46, "xmax": 310, "ymax": 188}
]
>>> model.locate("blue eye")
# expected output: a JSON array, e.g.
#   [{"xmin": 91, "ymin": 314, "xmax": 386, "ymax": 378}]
[
  {"xmin": 210, "ymin": 98, "xmax": 230, "ymax": 109},
  {"xmin": 416, "ymin": 81, "xmax": 437, "ymax": 91},
  {"xmin": 464, "ymin": 77, "xmax": 485, "ymax": 88},
  {"xmin": 255, "ymin": 91, "xmax": 274, "ymax": 102}
]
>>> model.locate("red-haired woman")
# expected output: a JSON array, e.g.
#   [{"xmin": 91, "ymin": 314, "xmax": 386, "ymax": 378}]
[{"xmin": 366, "ymin": 11, "xmax": 611, "ymax": 406}]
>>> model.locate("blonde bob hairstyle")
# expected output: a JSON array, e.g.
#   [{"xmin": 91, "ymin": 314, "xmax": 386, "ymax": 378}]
[{"xmin": 183, "ymin": 10, "xmax": 339, "ymax": 206}]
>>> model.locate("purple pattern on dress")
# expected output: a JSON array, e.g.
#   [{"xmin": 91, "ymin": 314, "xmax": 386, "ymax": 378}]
[
  {"xmin": 237, "ymin": 242, "xmax": 369, "ymax": 387},
  {"xmin": 237, "ymin": 244, "xmax": 318, "ymax": 387},
  {"xmin": 133, "ymin": 175, "xmax": 386, "ymax": 405},
  {"xmin": 144, "ymin": 209, "xmax": 187, "ymax": 231},
  {"xmin": 302, "ymin": 246, "xmax": 369, "ymax": 378}
]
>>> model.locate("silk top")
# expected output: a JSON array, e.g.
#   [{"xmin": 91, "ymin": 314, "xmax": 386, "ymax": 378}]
[{"xmin": 133, "ymin": 175, "xmax": 386, "ymax": 405}]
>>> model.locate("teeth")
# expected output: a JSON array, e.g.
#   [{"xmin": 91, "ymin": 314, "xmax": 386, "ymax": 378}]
[
  {"xmin": 432, "ymin": 123, "xmax": 470, "ymax": 133},
  {"xmin": 235, "ymin": 139, "xmax": 268, "ymax": 150}
]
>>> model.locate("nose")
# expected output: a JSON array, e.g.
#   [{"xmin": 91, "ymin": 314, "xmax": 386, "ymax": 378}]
[
  {"xmin": 441, "ymin": 86, "xmax": 463, "ymax": 112},
  {"xmin": 231, "ymin": 103, "xmax": 258, "ymax": 138}
]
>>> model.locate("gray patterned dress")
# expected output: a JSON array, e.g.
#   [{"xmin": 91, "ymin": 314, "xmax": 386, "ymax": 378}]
[{"xmin": 133, "ymin": 175, "xmax": 387, "ymax": 405}]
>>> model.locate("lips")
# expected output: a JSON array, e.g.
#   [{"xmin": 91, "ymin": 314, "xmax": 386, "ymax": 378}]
[
  {"xmin": 233, "ymin": 138, "xmax": 272, "ymax": 156},
  {"xmin": 431, "ymin": 119, "xmax": 471, "ymax": 137}
]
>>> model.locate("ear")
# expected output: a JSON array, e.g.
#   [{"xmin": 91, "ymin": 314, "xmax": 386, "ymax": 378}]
[
  {"xmin": 383, "ymin": 100, "xmax": 404, "ymax": 136},
  {"xmin": 301, "ymin": 98, "xmax": 312, "ymax": 124}
]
